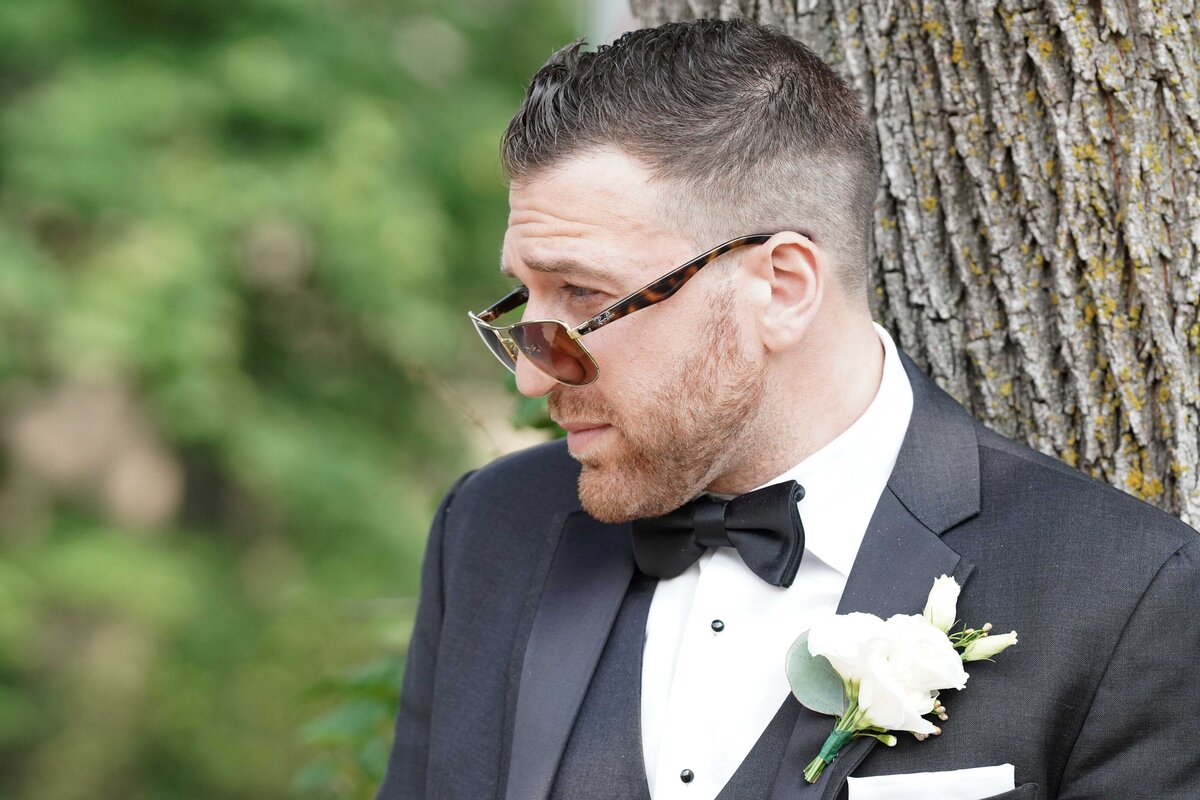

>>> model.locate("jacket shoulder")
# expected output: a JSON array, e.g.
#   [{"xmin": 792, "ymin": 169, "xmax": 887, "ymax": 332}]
[
  {"xmin": 434, "ymin": 439, "xmax": 582, "ymax": 577},
  {"xmin": 972, "ymin": 422, "xmax": 1197, "ymax": 554},
  {"xmin": 449, "ymin": 438, "xmax": 580, "ymax": 514}
]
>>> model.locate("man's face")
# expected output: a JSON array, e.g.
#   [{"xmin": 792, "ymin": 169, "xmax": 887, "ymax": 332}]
[{"xmin": 502, "ymin": 149, "xmax": 767, "ymax": 523}]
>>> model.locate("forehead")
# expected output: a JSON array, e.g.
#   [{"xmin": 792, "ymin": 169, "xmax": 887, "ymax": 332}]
[{"xmin": 503, "ymin": 148, "xmax": 688, "ymax": 280}]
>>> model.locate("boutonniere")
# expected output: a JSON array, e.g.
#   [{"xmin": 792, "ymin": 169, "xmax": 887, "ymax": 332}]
[{"xmin": 786, "ymin": 575, "xmax": 1018, "ymax": 783}]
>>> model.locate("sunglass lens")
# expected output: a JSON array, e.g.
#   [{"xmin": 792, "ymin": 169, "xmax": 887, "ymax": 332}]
[
  {"xmin": 472, "ymin": 318, "xmax": 517, "ymax": 372},
  {"xmin": 510, "ymin": 322, "xmax": 598, "ymax": 386}
]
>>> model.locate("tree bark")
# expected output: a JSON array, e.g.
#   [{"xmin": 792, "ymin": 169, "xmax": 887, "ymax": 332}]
[{"xmin": 630, "ymin": 0, "xmax": 1200, "ymax": 527}]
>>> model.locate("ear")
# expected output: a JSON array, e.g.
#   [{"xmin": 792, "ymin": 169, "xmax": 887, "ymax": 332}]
[{"xmin": 743, "ymin": 231, "xmax": 825, "ymax": 352}]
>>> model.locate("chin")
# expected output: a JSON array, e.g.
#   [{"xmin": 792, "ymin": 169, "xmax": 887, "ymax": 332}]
[
  {"xmin": 576, "ymin": 464, "xmax": 635, "ymax": 523},
  {"xmin": 575, "ymin": 461, "xmax": 696, "ymax": 524}
]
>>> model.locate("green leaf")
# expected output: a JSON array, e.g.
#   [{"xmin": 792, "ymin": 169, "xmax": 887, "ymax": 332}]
[
  {"xmin": 785, "ymin": 631, "xmax": 846, "ymax": 717},
  {"xmin": 355, "ymin": 736, "xmax": 390, "ymax": 782},
  {"xmin": 291, "ymin": 758, "xmax": 339, "ymax": 793},
  {"xmin": 300, "ymin": 698, "xmax": 391, "ymax": 745},
  {"xmin": 512, "ymin": 392, "xmax": 554, "ymax": 431}
]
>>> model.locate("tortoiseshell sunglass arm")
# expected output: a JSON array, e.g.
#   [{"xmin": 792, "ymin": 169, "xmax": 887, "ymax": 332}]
[
  {"xmin": 475, "ymin": 233, "xmax": 787, "ymax": 334},
  {"xmin": 572, "ymin": 234, "xmax": 775, "ymax": 336},
  {"xmin": 476, "ymin": 285, "xmax": 530, "ymax": 324}
]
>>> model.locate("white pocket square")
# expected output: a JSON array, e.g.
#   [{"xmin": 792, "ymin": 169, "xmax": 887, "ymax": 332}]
[{"xmin": 847, "ymin": 763, "xmax": 1015, "ymax": 800}]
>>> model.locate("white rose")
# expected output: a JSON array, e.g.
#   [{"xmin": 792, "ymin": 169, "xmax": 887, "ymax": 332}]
[
  {"xmin": 962, "ymin": 630, "xmax": 1019, "ymax": 661},
  {"xmin": 856, "ymin": 615, "xmax": 969, "ymax": 733},
  {"xmin": 810, "ymin": 612, "xmax": 969, "ymax": 735},
  {"xmin": 806, "ymin": 612, "xmax": 890, "ymax": 681},
  {"xmin": 922, "ymin": 574, "xmax": 960, "ymax": 633}
]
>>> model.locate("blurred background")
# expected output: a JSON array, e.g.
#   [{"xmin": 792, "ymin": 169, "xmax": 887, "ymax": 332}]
[{"xmin": 0, "ymin": 0, "xmax": 640, "ymax": 797}]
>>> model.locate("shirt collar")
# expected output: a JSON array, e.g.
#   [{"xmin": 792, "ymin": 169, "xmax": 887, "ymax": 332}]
[{"xmin": 753, "ymin": 323, "xmax": 914, "ymax": 577}]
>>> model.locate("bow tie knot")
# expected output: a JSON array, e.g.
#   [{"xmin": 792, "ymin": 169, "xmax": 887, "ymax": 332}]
[
  {"xmin": 631, "ymin": 480, "xmax": 806, "ymax": 588},
  {"xmin": 691, "ymin": 501, "xmax": 732, "ymax": 549}
]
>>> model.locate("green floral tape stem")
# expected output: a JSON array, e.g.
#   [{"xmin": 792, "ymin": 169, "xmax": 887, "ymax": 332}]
[
  {"xmin": 803, "ymin": 729, "xmax": 855, "ymax": 783},
  {"xmin": 818, "ymin": 729, "xmax": 855, "ymax": 762}
]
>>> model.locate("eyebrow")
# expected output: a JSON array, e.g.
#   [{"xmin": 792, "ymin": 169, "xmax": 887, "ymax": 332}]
[{"xmin": 500, "ymin": 255, "xmax": 622, "ymax": 284}]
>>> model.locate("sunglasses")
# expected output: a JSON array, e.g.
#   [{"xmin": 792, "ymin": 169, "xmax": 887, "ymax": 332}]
[{"xmin": 469, "ymin": 234, "xmax": 774, "ymax": 387}]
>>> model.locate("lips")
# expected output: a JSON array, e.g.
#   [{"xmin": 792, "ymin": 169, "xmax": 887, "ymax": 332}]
[
  {"xmin": 557, "ymin": 420, "xmax": 606, "ymax": 434},
  {"xmin": 557, "ymin": 421, "xmax": 613, "ymax": 453}
]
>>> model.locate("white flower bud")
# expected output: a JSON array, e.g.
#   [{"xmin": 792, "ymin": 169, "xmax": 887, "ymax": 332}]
[
  {"xmin": 922, "ymin": 575, "xmax": 960, "ymax": 634},
  {"xmin": 961, "ymin": 631, "xmax": 1019, "ymax": 661}
]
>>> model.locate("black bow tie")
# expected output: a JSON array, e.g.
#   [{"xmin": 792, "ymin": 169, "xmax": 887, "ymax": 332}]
[{"xmin": 631, "ymin": 480, "xmax": 806, "ymax": 588}]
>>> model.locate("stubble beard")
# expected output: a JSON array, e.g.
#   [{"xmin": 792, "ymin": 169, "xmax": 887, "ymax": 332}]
[{"xmin": 549, "ymin": 314, "xmax": 765, "ymax": 523}]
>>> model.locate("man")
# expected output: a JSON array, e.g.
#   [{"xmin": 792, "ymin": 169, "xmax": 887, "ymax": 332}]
[{"xmin": 377, "ymin": 17, "xmax": 1199, "ymax": 800}]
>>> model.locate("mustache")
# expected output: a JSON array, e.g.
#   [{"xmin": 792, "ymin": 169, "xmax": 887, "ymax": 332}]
[{"xmin": 548, "ymin": 389, "xmax": 618, "ymax": 426}]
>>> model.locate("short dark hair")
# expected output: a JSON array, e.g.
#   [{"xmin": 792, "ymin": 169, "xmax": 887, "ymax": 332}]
[{"xmin": 501, "ymin": 17, "xmax": 880, "ymax": 296}]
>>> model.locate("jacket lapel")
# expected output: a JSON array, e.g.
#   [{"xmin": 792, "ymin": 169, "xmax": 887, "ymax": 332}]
[
  {"xmin": 504, "ymin": 511, "xmax": 635, "ymax": 800},
  {"xmin": 837, "ymin": 489, "xmax": 976, "ymax": 620},
  {"xmin": 770, "ymin": 351, "xmax": 983, "ymax": 800}
]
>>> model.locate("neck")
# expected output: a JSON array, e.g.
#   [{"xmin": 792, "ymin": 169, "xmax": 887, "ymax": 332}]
[{"xmin": 706, "ymin": 311, "xmax": 885, "ymax": 495}]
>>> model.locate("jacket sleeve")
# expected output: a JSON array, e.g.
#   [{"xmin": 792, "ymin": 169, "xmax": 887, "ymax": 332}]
[
  {"xmin": 1058, "ymin": 535, "xmax": 1200, "ymax": 798},
  {"xmin": 375, "ymin": 473, "xmax": 472, "ymax": 800}
]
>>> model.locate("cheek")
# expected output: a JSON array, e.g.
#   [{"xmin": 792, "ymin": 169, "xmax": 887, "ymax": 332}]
[
  {"xmin": 588, "ymin": 338, "xmax": 672, "ymax": 415},
  {"xmin": 588, "ymin": 306, "xmax": 680, "ymax": 379},
  {"xmin": 571, "ymin": 334, "xmax": 664, "ymax": 425}
]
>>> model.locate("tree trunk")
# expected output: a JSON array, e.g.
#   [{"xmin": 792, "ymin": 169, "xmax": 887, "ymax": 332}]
[{"xmin": 630, "ymin": 0, "xmax": 1200, "ymax": 527}]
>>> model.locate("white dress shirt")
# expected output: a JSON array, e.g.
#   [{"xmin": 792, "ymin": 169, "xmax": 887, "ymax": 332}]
[{"xmin": 640, "ymin": 323, "xmax": 915, "ymax": 799}]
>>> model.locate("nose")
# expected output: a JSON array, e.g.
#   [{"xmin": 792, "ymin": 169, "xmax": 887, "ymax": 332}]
[{"xmin": 514, "ymin": 352, "xmax": 558, "ymax": 398}]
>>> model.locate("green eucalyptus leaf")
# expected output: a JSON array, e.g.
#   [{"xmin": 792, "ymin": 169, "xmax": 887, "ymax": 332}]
[{"xmin": 785, "ymin": 631, "xmax": 846, "ymax": 717}]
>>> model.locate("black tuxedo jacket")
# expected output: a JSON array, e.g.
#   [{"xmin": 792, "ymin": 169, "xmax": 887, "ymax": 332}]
[{"xmin": 377, "ymin": 353, "xmax": 1200, "ymax": 800}]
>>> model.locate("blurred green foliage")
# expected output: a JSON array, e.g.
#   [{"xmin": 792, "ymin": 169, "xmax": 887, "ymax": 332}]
[{"xmin": 0, "ymin": 0, "xmax": 574, "ymax": 797}]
